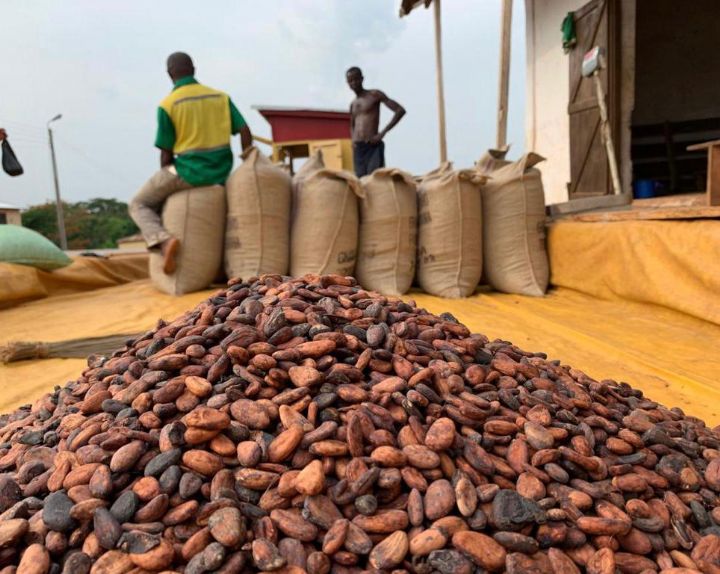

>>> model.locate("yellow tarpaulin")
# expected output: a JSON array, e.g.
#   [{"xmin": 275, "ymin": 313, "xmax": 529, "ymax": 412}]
[
  {"xmin": 2, "ymin": 278, "xmax": 719, "ymax": 424},
  {"xmin": 548, "ymin": 220, "xmax": 720, "ymax": 326},
  {"xmin": 0, "ymin": 253, "xmax": 149, "ymax": 308}
]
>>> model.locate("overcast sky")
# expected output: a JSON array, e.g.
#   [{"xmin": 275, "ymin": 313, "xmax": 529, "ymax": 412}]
[{"xmin": 0, "ymin": 0, "xmax": 525, "ymax": 209}]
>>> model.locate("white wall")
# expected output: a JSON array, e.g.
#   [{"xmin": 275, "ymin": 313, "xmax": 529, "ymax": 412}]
[
  {"xmin": 524, "ymin": 0, "xmax": 584, "ymax": 205},
  {"xmin": 525, "ymin": 0, "xmax": 635, "ymax": 204}
]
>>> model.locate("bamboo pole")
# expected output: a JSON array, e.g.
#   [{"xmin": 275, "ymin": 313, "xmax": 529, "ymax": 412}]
[
  {"xmin": 496, "ymin": 0, "xmax": 513, "ymax": 150},
  {"xmin": 433, "ymin": 0, "xmax": 448, "ymax": 163}
]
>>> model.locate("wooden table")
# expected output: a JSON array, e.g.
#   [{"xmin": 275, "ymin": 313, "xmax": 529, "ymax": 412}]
[{"xmin": 687, "ymin": 139, "xmax": 720, "ymax": 206}]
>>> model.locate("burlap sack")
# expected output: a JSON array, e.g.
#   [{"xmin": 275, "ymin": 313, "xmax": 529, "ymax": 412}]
[
  {"xmin": 417, "ymin": 163, "xmax": 485, "ymax": 298},
  {"xmin": 225, "ymin": 147, "xmax": 292, "ymax": 280},
  {"xmin": 476, "ymin": 151, "xmax": 549, "ymax": 296},
  {"xmin": 291, "ymin": 150, "xmax": 326, "ymax": 222},
  {"xmin": 294, "ymin": 150, "xmax": 326, "ymax": 186},
  {"xmin": 150, "ymin": 185, "xmax": 225, "ymax": 295},
  {"xmin": 356, "ymin": 168, "xmax": 417, "ymax": 295},
  {"xmin": 291, "ymin": 162, "xmax": 363, "ymax": 277}
]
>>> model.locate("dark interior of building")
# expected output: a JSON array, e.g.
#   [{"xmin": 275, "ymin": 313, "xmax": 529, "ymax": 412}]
[{"xmin": 632, "ymin": 0, "xmax": 720, "ymax": 196}]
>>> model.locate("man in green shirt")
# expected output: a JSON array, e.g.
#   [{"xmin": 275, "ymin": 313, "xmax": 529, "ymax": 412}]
[{"xmin": 129, "ymin": 52, "xmax": 252, "ymax": 274}]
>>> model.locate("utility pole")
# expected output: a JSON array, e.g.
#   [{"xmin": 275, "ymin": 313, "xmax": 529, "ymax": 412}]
[{"xmin": 47, "ymin": 114, "xmax": 67, "ymax": 250}]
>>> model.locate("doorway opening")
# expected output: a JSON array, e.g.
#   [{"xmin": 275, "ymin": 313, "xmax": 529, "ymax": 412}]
[{"xmin": 631, "ymin": 0, "xmax": 720, "ymax": 198}]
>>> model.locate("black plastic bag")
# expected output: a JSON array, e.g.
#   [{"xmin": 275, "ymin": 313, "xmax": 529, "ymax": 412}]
[{"xmin": 2, "ymin": 140, "xmax": 24, "ymax": 176}]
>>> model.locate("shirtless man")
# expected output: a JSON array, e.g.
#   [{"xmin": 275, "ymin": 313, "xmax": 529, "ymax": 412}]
[{"xmin": 347, "ymin": 67, "xmax": 406, "ymax": 177}]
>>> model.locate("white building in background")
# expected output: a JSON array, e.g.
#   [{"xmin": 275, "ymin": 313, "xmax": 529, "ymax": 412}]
[{"xmin": 0, "ymin": 202, "xmax": 22, "ymax": 225}]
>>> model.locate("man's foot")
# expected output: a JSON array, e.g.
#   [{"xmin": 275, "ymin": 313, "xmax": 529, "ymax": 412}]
[{"xmin": 160, "ymin": 237, "xmax": 180, "ymax": 274}]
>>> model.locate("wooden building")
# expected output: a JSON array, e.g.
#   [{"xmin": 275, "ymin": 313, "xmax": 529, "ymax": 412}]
[
  {"xmin": 526, "ymin": 0, "xmax": 720, "ymax": 210},
  {"xmin": 253, "ymin": 107, "xmax": 354, "ymax": 173}
]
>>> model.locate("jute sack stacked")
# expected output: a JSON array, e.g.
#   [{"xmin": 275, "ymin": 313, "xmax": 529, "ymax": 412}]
[
  {"xmin": 476, "ymin": 149, "xmax": 549, "ymax": 296},
  {"xmin": 291, "ymin": 152, "xmax": 364, "ymax": 276},
  {"xmin": 149, "ymin": 185, "xmax": 225, "ymax": 295},
  {"xmin": 224, "ymin": 146, "xmax": 292, "ymax": 279},
  {"xmin": 356, "ymin": 168, "xmax": 417, "ymax": 295},
  {"xmin": 290, "ymin": 150, "xmax": 325, "ymax": 222},
  {"xmin": 417, "ymin": 163, "xmax": 486, "ymax": 298}
]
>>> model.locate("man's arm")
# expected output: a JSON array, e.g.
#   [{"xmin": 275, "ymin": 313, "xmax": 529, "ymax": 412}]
[
  {"xmin": 0, "ymin": 128, "xmax": 7, "ymax": 142},
  {"xmin": 155, "ymin": 108, "xmax": 176, "ymax": 168},
  {"xmin": 229, "ymin": 99, "xmax": 252, "ymax": 151},
  {"xmin": 369, "ymin": 91, "xmax": 406, "ymax": 144},
  {"xmin": 160, "ymin": 149, "xmax": 174, "ymax": 168},
  {"xmin": 239, "ymin": 125, "xmax": 253, "ymax": 151}
]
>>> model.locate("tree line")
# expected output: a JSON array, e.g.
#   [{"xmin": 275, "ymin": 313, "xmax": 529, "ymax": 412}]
[{"xmin": 22, "ymin": 198, "xmax": 139, "ymax": 250}]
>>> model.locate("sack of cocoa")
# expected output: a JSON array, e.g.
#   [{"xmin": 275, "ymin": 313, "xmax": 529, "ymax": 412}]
[
  {"xmin": 225, "ymin": 146, "xmax": 292, "ymax": 279},
  {"xmin": 356, "ymin": 168, "xmax": 417, "ymax": 295},
  {"xmin": 476, "ymin": 150, "xmax": 549, "ymax": 296},
  {"xmin": 417, "ymin": 163, "xmax": 485, "ymax": 298},
  {"xmin": 150, "ymin": 185, "xmax": 225, "ymax": 295},
  {"xmin": 291, "ymin": 150, "xmax": 326, "ymax": 221},
  {"xmin": 291, "ymin": 160, "xmax": 363, "ymax": 277}
]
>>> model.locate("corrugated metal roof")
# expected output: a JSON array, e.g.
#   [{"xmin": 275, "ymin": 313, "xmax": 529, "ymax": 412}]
[{"xmin": 0, "ymin": 202, "xmax": 20, "ymax": 211}]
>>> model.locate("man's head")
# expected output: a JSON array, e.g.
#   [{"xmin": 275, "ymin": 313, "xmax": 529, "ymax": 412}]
[
  {"xmin": 346, "ymin": 67, "xmax": 364, "ymax": 95},
  {"xmin": 167, "ymin": 52, "xmax": 195, "ymax": 82}
]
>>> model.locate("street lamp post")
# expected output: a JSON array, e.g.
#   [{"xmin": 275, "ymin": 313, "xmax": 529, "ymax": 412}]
[{"xmin": 47, "ymin": 114, "xmax": 67, "ymax": 250}]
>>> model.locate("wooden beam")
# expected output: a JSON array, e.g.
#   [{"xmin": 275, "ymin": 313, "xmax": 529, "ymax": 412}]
[
  {"xmin": 564, "ymin": 205, "xmax": 720, "ymax": 222},
  {"xmin": 252, "ymin": 135, "xmax": 274, "ymax": 146},
  {"xmin": 687, "ymin": 139, "xmax": 720, "ymax": 151},
  {"xmin": 433, "ymin": 0, "xmax": 448, "ymax": 163},
  {"xmin": 708, "ymin": 144, "xmax": 720, "ymax": 206},
  {"xmin": 686, "ymin": 140, "xmax": 720, "ymax": 206},
  {"xmin": 496, "ymin": 0, "xmax": 513, "ymax": 150},
  {"xmin": 548, "ymin": 192, "xmax": 632, "ymax": 217}
]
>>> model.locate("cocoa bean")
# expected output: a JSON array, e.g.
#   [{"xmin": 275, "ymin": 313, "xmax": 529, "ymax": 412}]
[{"xmin": 0, "ymin": 273, "xmax": 718, "ymax": 573}]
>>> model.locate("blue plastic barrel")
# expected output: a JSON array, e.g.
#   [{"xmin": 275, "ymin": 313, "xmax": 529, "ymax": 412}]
[{"xmin": 633, "ymin": 179, "xmax": 655, "ymax": 199}]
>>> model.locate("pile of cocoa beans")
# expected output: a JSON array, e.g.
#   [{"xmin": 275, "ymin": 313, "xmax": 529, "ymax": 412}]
[{"xmin": 2, "ymin": 274, "xmax": 720, "ymax": 574}]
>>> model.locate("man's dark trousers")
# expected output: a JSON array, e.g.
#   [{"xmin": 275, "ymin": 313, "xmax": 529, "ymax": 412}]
[{"xmin": 353, "ymin": 141, "xmax": 385, "ymax": 177}]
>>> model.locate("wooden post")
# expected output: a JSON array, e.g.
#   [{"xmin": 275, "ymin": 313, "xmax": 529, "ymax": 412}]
[
  {"xmin": 708, "ymin": 145, "xmax": 720, "ymax": 206},
  {"xmin": 433, "ymin": 0, "xmax": 448, "ymax": 163},
  {"xmin": 686, "ymin": 139, "xmax": 720, "ymax": 206},
  {"xmin": 593, "ymin": 73, "xmax": 622, "ymax": 195},
  {"xmin": 496, "ymin": 0, "xmax": 513, "ymax": 150}
]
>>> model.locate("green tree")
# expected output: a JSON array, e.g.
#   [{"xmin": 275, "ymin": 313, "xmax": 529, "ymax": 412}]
[{"xmin": 22, "ymin": 199, "xmax": 139, "ymax": 250}]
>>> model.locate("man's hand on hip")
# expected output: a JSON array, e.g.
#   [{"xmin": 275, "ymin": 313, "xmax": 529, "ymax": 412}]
[{"xmin": 367, "ymin": 133, "xmax": 384, "ymax": 145}]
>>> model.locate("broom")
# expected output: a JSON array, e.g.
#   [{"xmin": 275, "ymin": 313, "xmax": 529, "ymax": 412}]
[{"xmin": 0, "ymin": 333, "xmax": 140, "ymax": 363}]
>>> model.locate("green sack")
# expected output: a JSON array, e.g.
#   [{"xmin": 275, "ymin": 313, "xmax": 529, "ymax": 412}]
[{"xmin": 0, "ymin": 224, "xmax": 72, "ymax": 271}]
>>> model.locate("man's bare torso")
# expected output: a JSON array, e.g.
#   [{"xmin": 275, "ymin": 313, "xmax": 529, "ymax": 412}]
[{"xmin": 350, "ymin": 90, "xmax": 383, "ymax": 143}]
